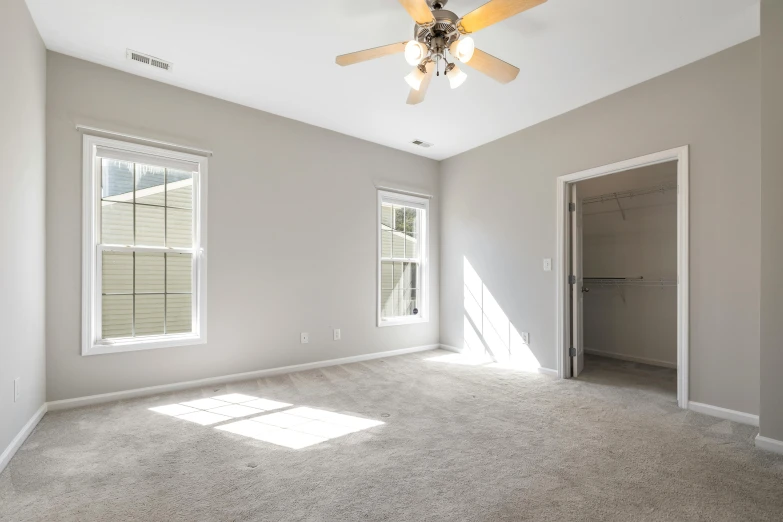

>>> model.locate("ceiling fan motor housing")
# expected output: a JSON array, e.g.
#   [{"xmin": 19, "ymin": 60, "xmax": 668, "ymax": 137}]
[{"xmin": 413, "ymin": 8, "xmax": 460, "ymax": 58}]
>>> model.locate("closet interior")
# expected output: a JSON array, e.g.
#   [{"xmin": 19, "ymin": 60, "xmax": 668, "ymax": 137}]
[{"xmin": 575, "ymin": 161, "xmax": 678, "ymax": 397}]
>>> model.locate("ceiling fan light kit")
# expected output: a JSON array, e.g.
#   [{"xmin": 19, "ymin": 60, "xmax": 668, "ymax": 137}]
[
  {"xmin": 336, "ymin": 0, "xmax": 546, "ymax": 104},
  {"xmin": 445, "ymin": 63, "xmax": 467, "ymax": 89},
  {"xmin": 405, "ymin": 64, "xmax": 429, "ymax": 91},
  {"xmin": 405, "ymin": 40, "xmax": 428, "ymax": 66},
  {"xmin": 450, "ymin": 38, "xmax": 475, "ymax": 64}
]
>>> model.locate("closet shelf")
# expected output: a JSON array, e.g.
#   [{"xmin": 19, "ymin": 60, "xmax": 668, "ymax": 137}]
[
  {"xmin": 584, "ymin": 277, "xmax": 677, "ymax": 287},
  {"xmin": 581, "ymin": 182, "xmax": 677, "ymax": 206}
]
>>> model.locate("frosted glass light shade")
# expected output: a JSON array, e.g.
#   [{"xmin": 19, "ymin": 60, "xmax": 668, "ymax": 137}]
[
  {"xmin": 405, "ymin": 66, "xmax": 427, "ymax": 91},
  {"xmin": 404, "ymin": 41, "xmax": 427, "ymax": 66},
  {"xmin": 453, "ymin": 37, "xmax": 475, "ymax": 63},
  {"xmin": 446, "ymin": 65, "xmax": 467, "ymax": 89}
]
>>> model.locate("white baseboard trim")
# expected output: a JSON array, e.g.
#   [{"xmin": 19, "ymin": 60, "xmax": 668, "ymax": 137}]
[
  {"xmin": 47, "ymin": 344, "xmax": 441, "ymax": 411},
  {"xmin": 688, "ymin": 401, "xmax": 759, "ymax": 427},
  {"xmin": 0, "ymin": 403, "xmax": 47, "ymax": 475},
  {"xmin": 584, "ymin": 348, "xmax": 677, "ymax": 369},
  {"xmin": 755, "ymin": 435, "xmax": 783, "ymax": 455},
  {"xmin": 439, "ymin": 344, "xmax": 557, "ymax": 376}
]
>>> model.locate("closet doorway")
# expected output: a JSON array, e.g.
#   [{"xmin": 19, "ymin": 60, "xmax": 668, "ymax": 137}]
[{"xmin": 555, "ymin": 147, "xmax": 689, "ymax": 408}]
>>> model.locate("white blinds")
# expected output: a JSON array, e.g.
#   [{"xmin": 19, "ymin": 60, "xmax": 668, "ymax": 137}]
[{"xmin": 96, "ymin": 145, "xmax": 198, "ymax": 172}]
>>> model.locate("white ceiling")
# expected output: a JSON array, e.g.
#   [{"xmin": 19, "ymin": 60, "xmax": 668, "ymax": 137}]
[{"xmin": 26, "ymin": 0, "xmax": 759, "ymax": 160}]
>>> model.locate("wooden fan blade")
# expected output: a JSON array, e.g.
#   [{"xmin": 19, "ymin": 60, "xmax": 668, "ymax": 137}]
[
  {"xmin": 460, "ymin": 0, "xmax": 546, "ymax": 34},
  {"xmin": 336, "ymin": 42, "xmax": 406, "ymax": 66},
  {"xmin": 407, "ymin": 62, "xmax": 435, "ymax": 105},
  {"xmin": 465, "ymin": 48, "xmax": 519, "ymax": 84},
  {"xmin": 398, "ymin": 0, "xmax": 435, "ymax": 25}
]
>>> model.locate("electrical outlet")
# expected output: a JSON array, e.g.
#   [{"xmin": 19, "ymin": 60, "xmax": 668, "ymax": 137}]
[
  {"xmin": 543, "ymin": 258, "xmax": 552, "ymax": 271},
  {"xmin": 300, "ymin": 332, "xmax": 309, "ymax": 344},
  {"xmin": 14, "ymin": 378, "xmax": 20, "ymax": 403},
  {"xmin": 333, "ymin": 329, "xmax": 341, "ymax": 341},
  {"xmin": 521, "ymin": 332, "xmax": 530, "ymax": 345}
]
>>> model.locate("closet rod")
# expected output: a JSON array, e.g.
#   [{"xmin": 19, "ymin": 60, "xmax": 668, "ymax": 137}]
[
  {"xmin": 582, "ymin": 182, "xmax": 676, "ymax": 206},
  {"xmin": 583, "ymin": 277, "xmax": 677, "ymax": 287}
]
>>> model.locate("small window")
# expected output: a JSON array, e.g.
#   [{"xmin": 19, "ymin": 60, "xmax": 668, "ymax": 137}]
[
  {"xmin": 82, "ymin": 135, "xmax": 207, "ymax": 355},
  {"xmin": 377, "ymin": 190, "xmax": 428, "ymax": 326}
]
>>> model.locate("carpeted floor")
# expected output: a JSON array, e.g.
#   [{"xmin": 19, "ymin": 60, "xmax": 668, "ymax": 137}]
[{"xmin": 2, "ymin": 350, "xmax": 782, "ymax": 522}]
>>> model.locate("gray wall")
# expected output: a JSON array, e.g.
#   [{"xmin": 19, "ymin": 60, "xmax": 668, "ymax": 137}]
[
  {"xmin": 440, "ymin": 40, "xmax": 761, "ymax": 415},
  {"xmin": 760, "ymin": 1, "xmax": 783, "ymax": 441},
  {"xmin": 46, "ymin": 52, "xmax": 440, "ymax": 401},
  {"xmin": 580, "ymin": 163, "xmax": 677, "ymax": 368},
  {"xmin": 0, "ymin": 0, "xmax": 47, "ymax": 452}
]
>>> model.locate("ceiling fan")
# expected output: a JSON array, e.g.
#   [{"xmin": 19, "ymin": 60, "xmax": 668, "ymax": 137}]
[{"xmin": 336, "ymin": 0, "xmax": 547, "ymax": 105}]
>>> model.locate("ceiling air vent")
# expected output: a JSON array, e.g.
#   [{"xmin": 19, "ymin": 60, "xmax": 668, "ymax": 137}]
[
  {"xmin": 126, "ymin": 49, "xmax": 173, "ymax": 72},
  {"xmin": 411, "ymin": 139, "xmax": 433, "ymax": 148}
]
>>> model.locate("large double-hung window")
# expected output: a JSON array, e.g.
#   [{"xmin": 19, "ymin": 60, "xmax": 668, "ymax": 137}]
[
  {"xmin": 82, "ymin": 135, "xmax": 207, "ymax": 355},
  {"xmin": 377, "ymin": 190, "xmax": 428, "ymax": 326}
]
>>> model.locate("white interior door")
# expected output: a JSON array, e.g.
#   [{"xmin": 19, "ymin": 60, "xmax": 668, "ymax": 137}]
[{"xmin": 570, "ymin": 184, "xmax": 585, "ymax": 377}]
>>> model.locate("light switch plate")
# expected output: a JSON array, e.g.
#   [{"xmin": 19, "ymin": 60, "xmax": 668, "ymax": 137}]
[
  {"xmin": 521, "ymin": 332, "xmax": 530, "ymax": 345},
  {"xmin": 300, "ymin": 332, "xmax": 309, "ymax": 344},
  {"xmin": 543, "ymin": 258, "xmax": 552, "ymax": 271},
  {"xmin": 333, "ymin": 329, "xmax": 341, "ymax": 341},
  {"xmin": 14, "ymin": 377, "xmax": 20, "ymax": 402}
]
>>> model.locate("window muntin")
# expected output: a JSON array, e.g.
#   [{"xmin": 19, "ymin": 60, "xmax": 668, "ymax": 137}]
[
  {"xmin": 378, "ymin": 191, "xmax": 428, "ymax": 325},
  {"xmin": 83, "ymin": 136, "xmax": 207, "ymax": 355}
]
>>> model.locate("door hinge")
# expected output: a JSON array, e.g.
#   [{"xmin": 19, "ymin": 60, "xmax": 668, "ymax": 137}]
[
  {"xmin": 569, "ymin": 202, "xmax": 576, "ymax": 212},
  {"xmin": 569, "ymin": 347, "xmax": 577, "ymax": 357},
  {"xmin": 568, "ymin": 275, "xmax": 576, "ymax": 285}
]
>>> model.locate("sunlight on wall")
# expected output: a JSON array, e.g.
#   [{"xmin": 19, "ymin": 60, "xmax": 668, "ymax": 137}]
[
  {"xmin": 149, "ymin": 394, "xmax": 384, "ymax": 449},
  {"xmin": 431, "ymin": 258, "xmax": 541, "ymax": 372}
]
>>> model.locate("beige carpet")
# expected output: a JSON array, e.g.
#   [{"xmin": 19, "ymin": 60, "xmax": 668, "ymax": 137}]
[{"xmin": 1, "ymin": 351, "xmax": 782, "ymax": 521}]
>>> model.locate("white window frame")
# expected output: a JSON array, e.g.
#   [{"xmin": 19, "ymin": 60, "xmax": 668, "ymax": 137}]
[
  {"xmin": 81, "ymin": 135, "xmax": 208, "ymax": 356},
  {"xmin": 377, "ymin": 190, "xmax": 429, "ymax": 327}
]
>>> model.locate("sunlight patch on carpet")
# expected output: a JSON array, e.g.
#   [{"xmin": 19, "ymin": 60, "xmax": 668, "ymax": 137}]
[{"xmin": 149, "ymin": 394, "xmax": 383, "ymax": 449}]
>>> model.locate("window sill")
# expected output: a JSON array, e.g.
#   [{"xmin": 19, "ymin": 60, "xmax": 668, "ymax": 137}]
[
  {"xmin": 83, "ymin": 333, "xmax": 206, "ymax": 356},
  {"xmin": 377, "ymin": 317, "xmax": 429, "ymax": 328}
]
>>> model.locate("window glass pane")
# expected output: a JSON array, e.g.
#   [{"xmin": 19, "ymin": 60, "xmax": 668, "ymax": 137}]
[
  {"xmin": 381, "ymin": 204, "xmax": 393, "ymax": 229},
  {"xmin": 166, "ymin": 294, "xmax": 192, "ymax": 334},
  {"xmin": 167, "ymin": 253, "xmax": 192, "ymax": 293},
  {"xmin": 402, "ymin": 262, "xmax": 416, "ymax": 289},
  {"xmin": 135, "ymin": 205, "xmax": 165, "ymax": 246},
  {"xmin": 392, "ymin": 229, "xmax": 405, "ymax": 258},
  {"xmin": 135, "ymin": 253, "xmax": 164, "ymax": 293},
  {"xmin": 102, "ymin": 159, "xmax": 134, "ymax": 202},
  {"xmin": 101, "ymin": 201, "xmax": 134, "ymax": 245},
  {"xmin": 393, "ymin": 286, "xmax": 404, "ymax": 317},
  {"xmin": 405, "ymin": 233, "xmax": 419, "ymax": 259},
  {"xmin": 394, "ymin": 206, "xmax": 404, "ymax": 231},
  {"xmin": 135, "ymin": 294, "xmax": 164, "ymax": 336},
  {"xmin": 102, "ymin": 295, "xmax": 133, "ymax": 338},
  {"xmin": 405, "ymin": 207, "xmax": 418, "ymax": 236},
  {"xmin": 381, "ymin": 262, "xmax": 393, "ymax": 290},
  {"xmin": 167, "ymin": 207, "xmax": 192, "ymax": 248},
  {"xmin": 381, "ymin": 230, "xmax": 392, "ymax": 258},
  {"xmin": 166, "ymin": 169, "xmax": 193, "ymax": 209},
  {"xmin": 408, "ymin": 263, "xmax": 418, "ymax": 289},
  {"xmin": 135, "ymin": 164, "xmax": 166, "ymax": 206},
  {"xmin": 381, "ymin": 288, "xmax": 394, "ymax": 319},
  {"xmin": 406, "ymin": 289, "xmax": 418, "ymax": 315},
  {"xmin": 102, "ymin": 251, "xmax": 133, "ymax": 294},
  {"xmin": 393, "ymin": 262, "xmax": 404, "ymax": 290}
]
